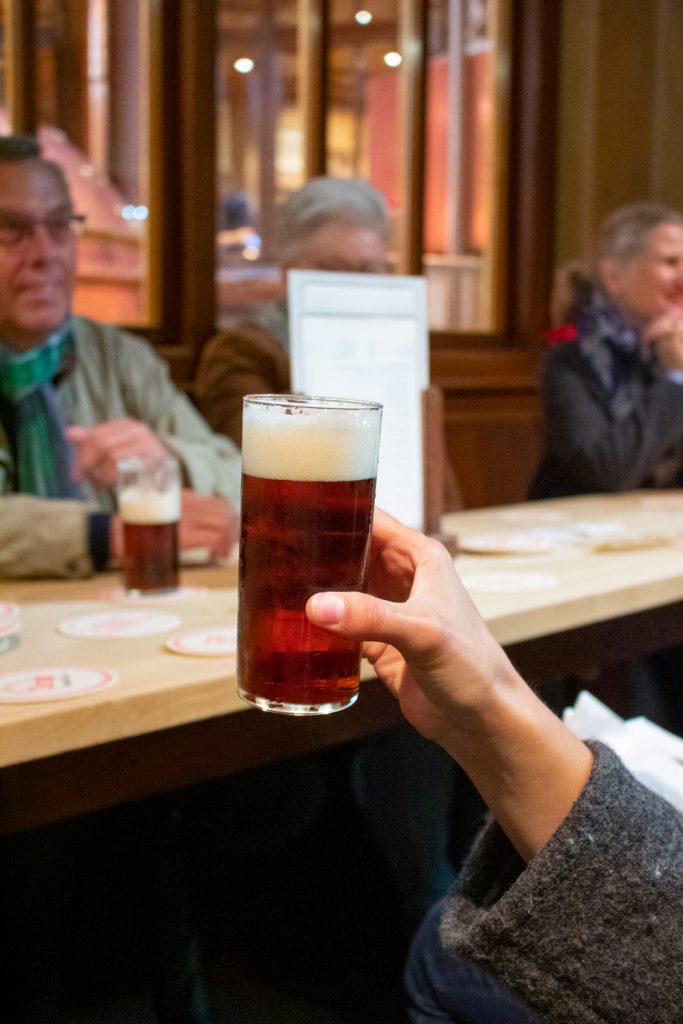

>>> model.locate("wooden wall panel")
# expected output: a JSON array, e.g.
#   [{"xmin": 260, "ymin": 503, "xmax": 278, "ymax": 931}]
[
  {"xmin": 555, "ymin": 0, "xmax": 683, "ymax": 265},
  {"xmin": 441, "ymin": 388, "xmax": 542, "ymax": 510}
]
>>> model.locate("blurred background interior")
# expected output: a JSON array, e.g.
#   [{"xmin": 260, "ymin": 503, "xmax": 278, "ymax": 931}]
[{"xmin": 4, "ymin": 0, "xmax": 681, "ymax": 510}]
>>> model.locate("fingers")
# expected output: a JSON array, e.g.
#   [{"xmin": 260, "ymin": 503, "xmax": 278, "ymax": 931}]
[
  {"xmin": 67, "ymin": 420, "xmax": 168, "ymax": 488},
  {"xmin": 653, "ymin": 330, "xmax": 683, "ymax": 372},
  {"xmin": 179, "ymin": 491, "xmax": 239, "ymax": 560},
  {"xmin": 367, "ymin": 508, "xmax": 438, "ymax": 600},
  {"xmin": 643, "ymin": 309, "xmax": 683, "ymax": 344},
  {"xmin": 307, "ymin": 589, "xmax": 442, "ymax": 656}
]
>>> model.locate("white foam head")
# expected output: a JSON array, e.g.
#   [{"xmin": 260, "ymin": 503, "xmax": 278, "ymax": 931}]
[
  {"xmin": 118, "ymin": 486, "xmax": 180, "ymax": 524},
  {"xmin": 242, "ymin": 396, "xmax": 381, "ymax": 481}
]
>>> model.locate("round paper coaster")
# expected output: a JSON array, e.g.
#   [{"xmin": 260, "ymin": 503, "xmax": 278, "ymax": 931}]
[
  {"xmin": 498, "ymin": 508, "xmax": 570, "ymax": 524},
  {"xmin": 99, "ymin": 585, "xmax": 208, "ymax": 602},
  {"xmin": 165, "ymin": 627, "xmax": 237, "ymax": 657},
  {"xmin": 459, "ymin": 571, "xmax": 558, "ymax": 593},
  {"xmin": 0, "ymin": 602, "xmax": 20, "ymax": 628},
  {"xmin": 457, "ymin": 533, "xmax": 554, "ymax": 555},
  {"xmin": 0, "ymin": 666, "xmax": 117, "ymax": 703},
  {"xmin": 58, "ymin": 610, "xmax": 181, "ymax": 639}
]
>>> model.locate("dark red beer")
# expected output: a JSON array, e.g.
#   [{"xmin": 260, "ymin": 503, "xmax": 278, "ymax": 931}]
[
  {"xmin": 237, "ymin": 395, "xmax": 382, "ymax": 715},
  {"xmin": 238, "ymin": 474, "xmax": 375, "ymax": 711},
  {"xmin": 117, "ymin": 465, "xmax": 181, "ymax": 595},
  {"xmin": 121, "ymin": 520, "xmax": 179, "ymax": 594}
]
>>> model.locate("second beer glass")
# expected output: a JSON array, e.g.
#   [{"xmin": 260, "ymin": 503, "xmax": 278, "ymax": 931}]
[
  {"xmin": 237, "ymin": 394, "xmax": 382, "ymax": 715},
  {"xmin": 116, "ymin": 455, "xmax": 181, "ymax": 595}
]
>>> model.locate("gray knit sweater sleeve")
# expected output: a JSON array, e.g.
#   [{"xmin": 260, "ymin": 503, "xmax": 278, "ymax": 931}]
[{"xmin": 439, "ymin": 742, "xmax": 683, "ymax": 1024}]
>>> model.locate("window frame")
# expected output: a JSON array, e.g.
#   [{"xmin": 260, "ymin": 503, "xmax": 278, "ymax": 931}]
[{"xmin": 4, "ymin": 0, "xmax": 560, "ymax": 389}]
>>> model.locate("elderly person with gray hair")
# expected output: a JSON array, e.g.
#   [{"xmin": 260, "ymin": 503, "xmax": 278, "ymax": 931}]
[
  {"xmin": 531, "ymin": 200, "xmax": 683, "ymax": 500},
  {"xmin": 194, "ymin": 176, "xmax": 392, "ymax": 447},
  {"xmin": 0, "ymin": 133, "xmax": 241, "ymax": 580}
]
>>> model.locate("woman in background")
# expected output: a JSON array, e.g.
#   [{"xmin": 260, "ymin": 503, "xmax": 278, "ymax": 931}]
[{"xmin": 530, "ymin": 201, "xmax": 683, "ymax": 499}]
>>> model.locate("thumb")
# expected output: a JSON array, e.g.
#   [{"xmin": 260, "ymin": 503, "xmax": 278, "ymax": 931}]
[
  {"xmin": 307, "ymin": 591, "xmax": 406, "ymax": 647},
  {"xmin": 65, "ymin": 425, "xmax": 89, "ymax": 442}
]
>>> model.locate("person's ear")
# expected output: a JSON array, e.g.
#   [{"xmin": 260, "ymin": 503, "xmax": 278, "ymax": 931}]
[{"xmin": 598, "ymin": 258, "xmax": 625, "ymax": 301}]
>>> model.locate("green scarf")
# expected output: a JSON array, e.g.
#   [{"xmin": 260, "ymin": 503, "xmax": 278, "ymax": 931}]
[{"xmin": 0, "ymin": 326, "xmax": 82, "ymax": 497}]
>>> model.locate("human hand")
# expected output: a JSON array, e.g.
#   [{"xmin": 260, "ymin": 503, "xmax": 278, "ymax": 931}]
[
  {"xmin": 176, "ymin": 489, "xmax": 239, "ymax": 561},
  {"xmin": 109, "ymin": 489, "xmax": 239, "ymax": 565},
  {"xmin": 306, "ymin": 510, "xmax": 593, "ymax": 860},
  {"xmin": 643, "ymin": 309, "xmax": 683, "ymax": 370},
  {"xmin": 306, "ymin": 509, "xmax": 523, "ymax": 749},
  {"xmin": 67, "ymin": 418, "xmax": 168, "ymax": 489}
]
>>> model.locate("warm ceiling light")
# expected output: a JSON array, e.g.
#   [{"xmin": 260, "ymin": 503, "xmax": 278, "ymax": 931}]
[
  {"xmin": 233, "ymin": 57, "xmax": 255, "ymax": 74},
  {"xmin": 355, "ymin": 10, "xmax": 372, "ymax": 24},
  {"xmin": 383, "ymin": 51, "xmax": 402, "ymax": 67}
]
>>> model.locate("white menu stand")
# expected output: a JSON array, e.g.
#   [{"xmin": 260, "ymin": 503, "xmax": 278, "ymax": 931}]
[{"xmin": 288, "ymin": 269, "xmax": 456, "ymax": 551}]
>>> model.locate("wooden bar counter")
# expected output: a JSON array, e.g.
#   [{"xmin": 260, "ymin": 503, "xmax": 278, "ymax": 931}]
[{"xmin": 2, "ymin": 490, "xmax": 683, "ymax": 833}]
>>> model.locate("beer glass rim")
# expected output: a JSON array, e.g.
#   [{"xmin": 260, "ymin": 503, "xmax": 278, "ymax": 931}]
[
  {"xmin": 243, "ymin": 393, "xmax": 382, "ymax": 412},
  {"xmin": 116, "ymin": 454, "xmax": 180, "ymax": 474}
]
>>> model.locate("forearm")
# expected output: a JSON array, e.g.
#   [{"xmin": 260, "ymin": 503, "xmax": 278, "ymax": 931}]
[
  {"xmin": 0, "ymin": 495, "xmax": 95, "ymax": 578},
  {"xmin": 438, "ymin": 673, "xmax": 593, "ymax": 861}
]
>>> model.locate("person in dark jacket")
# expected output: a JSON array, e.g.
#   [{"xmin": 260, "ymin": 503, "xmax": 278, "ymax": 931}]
[{"xmin": 531, "ymin": 201, "xmax": 683, "ymax": 499}]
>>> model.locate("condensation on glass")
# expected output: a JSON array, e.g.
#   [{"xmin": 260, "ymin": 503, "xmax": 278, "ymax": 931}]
[
  {"xmin": 21, "ymin": 0, "xmax": 151, "ymax": 325},
  {"xmin": 423, "ymin": 0, "xmax": 509, "ymax": 332},
  {"xmin": 215, "ymin": 0, "xmax": 303, "ymax": 328}
]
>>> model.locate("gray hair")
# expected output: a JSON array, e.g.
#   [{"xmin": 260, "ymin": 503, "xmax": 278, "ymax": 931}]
[
  {"xmin": 279, "ymin": 177, "xmax": 391, "ymax": 264},
  {"xmin": 550, "ymin": 201, "xmax": 683, "ymax": 325},
  {"xmin": 0, "ymin": 134, "xmax": 72, "ymax": 202},
  {"xmin": 595, "ymin": 201, "xmax": 683, "ymax": 264}
]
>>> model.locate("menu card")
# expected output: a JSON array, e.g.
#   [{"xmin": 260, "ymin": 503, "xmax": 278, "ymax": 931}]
[{"xmin": 288, "ymin": 269, "xmax": 429, "ymax": 530}]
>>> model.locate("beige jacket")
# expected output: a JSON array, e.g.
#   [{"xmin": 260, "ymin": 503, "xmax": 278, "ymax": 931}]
[{"xmin": 0, "ymin": 317, "xmax": 242, "ymax": 578}]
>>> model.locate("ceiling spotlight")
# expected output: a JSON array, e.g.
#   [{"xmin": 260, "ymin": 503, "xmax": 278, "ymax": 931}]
[
  {"xmin": 233, "ymin": 57, "xmax": 255, "ymax": 74},
  {"xmin": 355, "ymin": 10, "xmax": 372, "ymax": 24},
  {"xmin": 383, "ymin": 51, "xmax": 402, "ymax": 67}
]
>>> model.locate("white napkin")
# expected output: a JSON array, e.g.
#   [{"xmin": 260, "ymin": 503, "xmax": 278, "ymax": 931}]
[{"xmin": 563, "ymin": 690, "xmax": 683, "ymax": 813}]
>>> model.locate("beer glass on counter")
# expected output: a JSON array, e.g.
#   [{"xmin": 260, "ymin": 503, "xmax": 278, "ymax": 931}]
[
  {"xmin": 237, "ymin": 394, "xmax": 382, "ymax": 715},
  {"xmin": 116, "ymin": 455, "xmax": 181, "ymax": 595}
]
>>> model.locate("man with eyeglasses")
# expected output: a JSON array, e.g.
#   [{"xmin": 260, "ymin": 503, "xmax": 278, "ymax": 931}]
[
  {"xmin": 0, "ymin": 134, "xmax": 241, "ymax": 578},
  {"xmin": 0, "ymin": 137, "xmax": 251, "ymax": 1024}
]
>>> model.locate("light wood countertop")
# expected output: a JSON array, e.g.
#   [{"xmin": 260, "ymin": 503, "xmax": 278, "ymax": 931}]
[
  {"xmin": 3, "ymin": 490, "xmax": 683, "ymax": 771},
  {"xmin": 443, "ymin": 490, "xmax": 683, "ymax": 646}
]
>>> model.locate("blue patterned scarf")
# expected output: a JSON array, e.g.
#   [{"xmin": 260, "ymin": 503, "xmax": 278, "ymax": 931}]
[
  {"xmin": 0, "ymin": 324, "xmax": 82, "ymax": 497},
  {"xmin": 574, "ymin": 289, "xmax": 657, "ymax": 419}
]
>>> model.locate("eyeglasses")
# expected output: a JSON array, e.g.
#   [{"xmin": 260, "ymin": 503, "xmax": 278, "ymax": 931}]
[{"xmin": 0, "ymin": 210, "xmax": 86, "ymax": 249}]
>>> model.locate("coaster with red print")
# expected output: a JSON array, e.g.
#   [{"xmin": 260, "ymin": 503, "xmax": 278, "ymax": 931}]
[{"xmin": 0, "ymin": 665, "xmax": 117, "ymax": 703}]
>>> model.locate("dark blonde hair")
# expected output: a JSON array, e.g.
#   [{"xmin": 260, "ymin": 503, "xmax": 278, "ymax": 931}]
[{"xmin": 551, "ymin": 201, "xmax": 683, "ymax": 326}]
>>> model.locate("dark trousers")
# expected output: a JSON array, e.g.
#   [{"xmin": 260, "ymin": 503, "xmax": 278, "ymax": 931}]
[{"xmin": 404, "ymin": 902, "xmax": 544, "ymax": 1024}]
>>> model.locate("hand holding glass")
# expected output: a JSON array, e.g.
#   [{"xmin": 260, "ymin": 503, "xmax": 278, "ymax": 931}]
[
  {"xmin": 237, "ymin": 395, "xmax": 382, "ymax": 715},
  {"xmin": 116, "ymin": 455, "xmax": 180, "ymax": 595}
]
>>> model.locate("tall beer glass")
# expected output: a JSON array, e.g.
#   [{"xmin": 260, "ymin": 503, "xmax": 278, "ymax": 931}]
[
  {"xmin": 116, "ymin": 456, "xmax": 180, "ymax": 596},
  {"xmin": 238, "ymin": 395, "xmax": 382, "ymax": 715}
]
